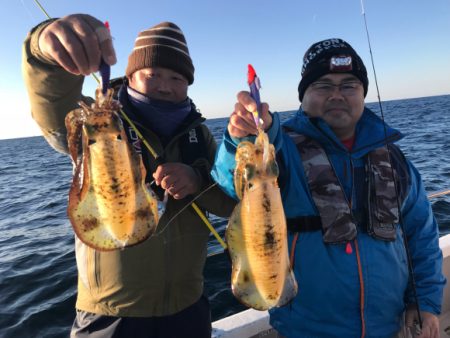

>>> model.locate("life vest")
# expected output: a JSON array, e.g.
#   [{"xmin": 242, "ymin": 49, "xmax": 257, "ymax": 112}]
[{"xmin": 280, "ymin": 130, "xmax": 410, "ymax": 244}]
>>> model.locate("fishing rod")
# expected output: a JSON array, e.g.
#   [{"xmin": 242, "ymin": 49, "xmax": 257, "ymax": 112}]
[
  {"xmin": 360, "ymin": 0, "xmax": 424, "ymax": 333},
  {"xmin": 428, "ymin": 189, "xmax": 450, "ymax": 199},
  {"xmin": 31, "ymin": 0, "xmax": 227, "ymax": 250}
]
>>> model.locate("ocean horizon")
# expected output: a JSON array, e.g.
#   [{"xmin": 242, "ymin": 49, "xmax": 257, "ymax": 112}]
[{"xmin": 1, "ymin": 94, "xmax": 448, "ymax": 142}]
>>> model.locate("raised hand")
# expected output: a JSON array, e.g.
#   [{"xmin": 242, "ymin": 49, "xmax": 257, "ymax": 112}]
[
  {"xmin": 228, "ymin": 91, "xmax": 272, "ymax": 138},
  {"xmin": 38, "ymin": 14, "xmax": 117, "ymax": 76},
  {"xmin": 153, "ymin": 163, "xmax": 202, "ymax": 200}
]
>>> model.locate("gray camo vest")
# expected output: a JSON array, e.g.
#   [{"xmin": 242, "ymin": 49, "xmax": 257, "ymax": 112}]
[{"xmin": 287, "ymin": 132, "xmax": 400, "ymax": 244}]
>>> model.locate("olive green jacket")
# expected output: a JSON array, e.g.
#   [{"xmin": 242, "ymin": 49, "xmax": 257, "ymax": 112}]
[{"xmin": 22, "ymin": 21, "xmax": 235, "ymax": 317}]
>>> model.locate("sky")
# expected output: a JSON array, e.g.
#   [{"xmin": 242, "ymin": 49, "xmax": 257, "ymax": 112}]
[{"xmin": 1, "ymin": 0, "xmax": 449, "ymax": 140}]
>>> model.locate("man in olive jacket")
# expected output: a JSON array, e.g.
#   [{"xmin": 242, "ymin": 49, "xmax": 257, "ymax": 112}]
[{"xmin": 22, "ymin": 14, "xmax": 235, "ymax": 338}]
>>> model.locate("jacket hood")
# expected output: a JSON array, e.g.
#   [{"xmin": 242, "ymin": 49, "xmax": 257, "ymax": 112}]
[{"xmin": 283, "ymin": 107, "xmax": 404, "ymax": 158}]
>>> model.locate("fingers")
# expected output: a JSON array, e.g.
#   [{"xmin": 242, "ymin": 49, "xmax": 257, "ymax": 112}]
[
  {"xmin": 404, "ymin": 309, "xmax": 415, "ymax": 327},
  {"xmin": 228, "ymin": 104, "xmax": 257, "ymax": 138},
  {"xmin": 39, "ymin": 31, "xmax": 79, "ymax": 74},
  {"xmin": 97, "ymin": 28, "xmax": 116, "ymax": 65},
  {"xmin": 416, "ymin": 325, "xmax": 437, "ymax": 338},
  {"xmin": 406, "ymin": 311, "xmax": 440, "ymax": 338},
  {"xmin": 160, "ymin": 173, "xmax": 178, "ymax": 191},
  {"xmin": 152, "ymin": 165, "xmax": 166, "ymax": 185},
  {"xmin": 39, "ymin": 21, "xmax": 83, "ymax": 75},
  {"xmin": 38, "ymin": 14, "xmax": 116, "ymax": 75},
  {"xmin": 165, "ymin": 179, "xmax": 188, "ymax": 200},
  {"xmin": 237, "ymin": 91, "xmax": 258, "ymax": 113},
  {"xmin": 153, "ymin": 165, "xmax": 182, "ymax": 189},
  {"xmin": 92, "ymin": 23, "xmax": 116, "ymax": 65},
  {"xmin": 259, "ymin": 102, "xmax": 272, "ymax": 130},
  {"xmin": 228, "ymin": 91, "xmax": 271, "ymax": 138},
  {"xmin": 418, "ymin": 313, "xmax": 440, "ymax": 338},
  {"xmin": 228, "ymin": 91, "xmax": 257, "ymax": 138},
  {"xmin": 152, "ymin": 163, "xmax": 200, "ymax": 199},
  {"xmin": 65, "ymin": 17, "xmax": 101, "ymax": 75}
]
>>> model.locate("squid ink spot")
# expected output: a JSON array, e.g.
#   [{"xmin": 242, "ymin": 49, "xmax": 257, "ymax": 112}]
[
  {"xmin": 264, "ymin": 230, "xmax": 276, "ymax": 248},
  {"xmin": 262, "ymin": 193, "xmax": 271, "ymax": 212},
  {"xmin": 136, "ymin": 208, "xmax": 152, "ymax": 219},
  {"xmin": 82, "ymin": 218, "xmax": 99, "ymax": 232}
]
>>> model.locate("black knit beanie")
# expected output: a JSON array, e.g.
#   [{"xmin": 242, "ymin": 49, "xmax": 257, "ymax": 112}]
[
  {"xmin": 126, "ymin": 22, "xmax": 194, "ymax": 84},
  {"xmin": 298, "ymin": 38, "xmax": 368, "ymax": 101}
]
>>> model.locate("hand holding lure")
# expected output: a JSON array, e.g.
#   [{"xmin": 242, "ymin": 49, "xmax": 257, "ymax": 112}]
[{"xmin": 247, "ymin": 64, "xmax": 263, "ymax": 132}]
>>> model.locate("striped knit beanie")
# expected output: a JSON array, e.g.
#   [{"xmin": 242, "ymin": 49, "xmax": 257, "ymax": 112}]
[{"xmin": 126, "ymin": 22, "xmax": 194, "ymax": 84}]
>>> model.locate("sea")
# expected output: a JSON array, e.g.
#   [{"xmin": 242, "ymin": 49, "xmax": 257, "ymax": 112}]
[{"xmin": 1, "ymin": 95, "xmax": 450, "ymax": 337}]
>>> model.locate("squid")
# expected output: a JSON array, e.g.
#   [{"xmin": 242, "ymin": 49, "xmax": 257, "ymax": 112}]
[
  {"xmin": 227, "ymin": 131, "xmax": 298, "ymax": 310},
  {"xmin": 65, "ymin": 88, "xmax": 158, "ymax": 251}
]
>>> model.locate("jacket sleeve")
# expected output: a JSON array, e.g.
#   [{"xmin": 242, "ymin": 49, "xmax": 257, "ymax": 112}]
[
  {"xmin": 211, "ymin": 112, "xmax": 283, "ymax": 200},
  {"xmin": 21, "ymin": 20, "xmax": 93, "ymax": 154},
  {"xmin": 190, "ymin": 124, "xmax": 237, "ymax": 218},
  {"xmin": 402, "ymin": 161, "xmax": 446, "ymax": 314}
]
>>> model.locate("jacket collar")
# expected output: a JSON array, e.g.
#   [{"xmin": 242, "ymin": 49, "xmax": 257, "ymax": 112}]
[
  {"xmin": 117, "ymin": 84, "xmax": 205, "ymax": 142},
  {"xmin": 283, "ymin": 107, "xmax": 403, "ymax": 157}
]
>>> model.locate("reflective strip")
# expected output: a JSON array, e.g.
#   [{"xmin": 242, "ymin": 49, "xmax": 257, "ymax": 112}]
[
  {"xmin": 133, "ymin": 43, "xmax": 190, "ymax": 58},
  {"xmin": 140, "ymin": 26, "xmax": 183, "ymax": 35},
  {"xmin": 135, "ymin": 34, "xmax": 188, "ymax": 48}
]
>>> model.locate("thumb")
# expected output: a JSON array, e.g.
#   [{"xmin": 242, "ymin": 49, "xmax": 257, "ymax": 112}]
[
  {"xmin": 100, "ymin": 37, "xmax": 116, "ymax": 65},
  {"xmin": 405, "ymin": 309, "xmax": 417, "ymax": 327},
  {"xmin": 260, "ymin": 102, "xmax": 272, "ymax": 130},
  {"xmin": 95, "ymin": 24, "xmax": 117, "ymax": 65},
  {"xmin": 405, "ymin": 310, "xmax": 414, "ymax": 327}
]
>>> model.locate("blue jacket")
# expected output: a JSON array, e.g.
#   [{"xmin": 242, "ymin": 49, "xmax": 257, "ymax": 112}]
[{"xmin": 211, "ymin": 108, "xmax": 445, "ymax": 338}]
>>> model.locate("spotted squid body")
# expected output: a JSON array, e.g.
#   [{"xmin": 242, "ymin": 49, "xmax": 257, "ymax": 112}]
[
  {"xmin": 227, "ymin": 131, "xmax": 298, "ymax": 310},
  {"xmin": 65, "ymin": 89, "xmax": 158, "ymax": 251}
]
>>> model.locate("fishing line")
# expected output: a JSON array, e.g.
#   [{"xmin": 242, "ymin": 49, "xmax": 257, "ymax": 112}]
[
  {"xmin": 21, "ymin": 0, "xmax": 37, "ymax": 22},
  {"xmin": 32, "ymin": 0, "xmax": 50, "ymax": 18},
  {"xmin": 360, "ymin": 0, "xmax": 423, "ymax": 332},
  {"xmin": 31, "ymin": 0, "xmax": 227, "ymax": 250},
  {"xmin": 152, "ymin": 182, "xmax": 220, "ymax": 237}
]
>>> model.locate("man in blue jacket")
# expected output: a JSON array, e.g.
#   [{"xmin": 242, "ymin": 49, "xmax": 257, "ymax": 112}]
[{"xmin": 212, "ymin": 38, "xmax": 445, "ymax": 337}]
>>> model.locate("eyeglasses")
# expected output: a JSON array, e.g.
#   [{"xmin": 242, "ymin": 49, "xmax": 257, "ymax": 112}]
[{"xmin": 309, "ymin": 81, "xmax": 362, "ymax": 96}]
